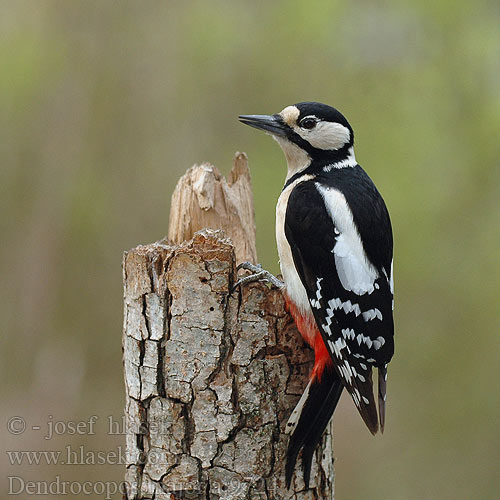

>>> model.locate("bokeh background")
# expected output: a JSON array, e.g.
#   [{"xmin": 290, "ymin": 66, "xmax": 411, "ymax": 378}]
[{"xmin": 2, "ymin": 1, "xmax": 500, "ymax": 498}]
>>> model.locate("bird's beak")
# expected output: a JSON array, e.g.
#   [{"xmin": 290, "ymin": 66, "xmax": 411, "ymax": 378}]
[{"xmin": 238, "ymin": 114, "xmax": 288, "ymax": 138}]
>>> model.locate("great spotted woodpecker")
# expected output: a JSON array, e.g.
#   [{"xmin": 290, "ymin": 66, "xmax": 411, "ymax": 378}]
[{"xmin": 238, "ymin": 102, "xmax": 394, "ymax": 487}]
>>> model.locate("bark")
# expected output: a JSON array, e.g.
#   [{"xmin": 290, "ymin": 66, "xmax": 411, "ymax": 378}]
[{"xmin": 122, "ymin": 157, "xmax": 335, "ymax": 499}]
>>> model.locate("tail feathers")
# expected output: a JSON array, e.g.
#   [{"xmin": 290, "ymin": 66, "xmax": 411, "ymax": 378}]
[
  {"xmin": 285, "ymin": 379, "xmax": 313, "ymax": 436},
  {"xmin": 300, "ymin": 378, "xmax": 343, "ymax": 488},
  {"xmin": 378, "ymin": 365, "xmax": 387, "ymax": 433},
  {"xmin": 285, "ymin": 367, "xmax": 343, "ymax": 489}
]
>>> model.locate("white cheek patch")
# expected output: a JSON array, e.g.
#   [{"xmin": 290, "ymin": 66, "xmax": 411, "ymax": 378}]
[
  {"xmin": 279, "ymin": 105, "xmax": 300, "ymax": 126},
  {"xmin": 296, "ymin": 121, "xmax": 351, "ymax": 150}
]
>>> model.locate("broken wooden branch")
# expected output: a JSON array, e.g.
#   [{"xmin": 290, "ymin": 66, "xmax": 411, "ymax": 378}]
[{"xmin": 168, "ymin": 153, "xmax": 257, "ymax": 265}]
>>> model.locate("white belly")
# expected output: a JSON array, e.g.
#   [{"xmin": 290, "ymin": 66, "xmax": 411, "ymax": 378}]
[{"xmin": 275, "ymin": 175, "xmax": 315, "ymax": 315}]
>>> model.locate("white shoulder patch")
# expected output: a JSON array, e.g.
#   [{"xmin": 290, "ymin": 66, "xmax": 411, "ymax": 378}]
[{"xmin": 316, "ymin": 184, "xmax": 379, "ymax": 295}]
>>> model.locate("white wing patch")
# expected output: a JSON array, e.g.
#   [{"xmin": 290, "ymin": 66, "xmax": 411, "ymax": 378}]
[
  {"xmin": 310, "ymin": 277, "xmax": 324, "ymax": 309},
  {"xmin": 328, "ymin": 336, "xmax": 349, "ymax": 360},
  {"xmin": 316, "ymin": 184, "xmax": 379, "ymax": 295},
  {"xmin": 327, "ymin": 297, "xmax": 361, "ymax": 316},
  {"xmin": 341, "ymin": 328, "xmax": 356, "ymax": 340},
  {"xmin": 362, "ymin": 308, "xmax": 383, "ymax": 321},
  {"xmin": 355, "ymin": 333, "xmax": 386, "ymax": 350}
]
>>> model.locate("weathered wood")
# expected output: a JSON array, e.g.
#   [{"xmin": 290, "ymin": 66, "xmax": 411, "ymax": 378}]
[
  {"xmin": 122, "ymin": 231, "xmax": 335, "ymax": 499},
  {"xmin": 167, "ymin": 153, "xmax": 257, "ymax": 265}
]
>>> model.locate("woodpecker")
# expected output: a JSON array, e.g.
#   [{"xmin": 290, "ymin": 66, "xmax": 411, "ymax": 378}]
[{"xmin": 238, "ymin": 102, "xmax": 394, "ymax": 488}]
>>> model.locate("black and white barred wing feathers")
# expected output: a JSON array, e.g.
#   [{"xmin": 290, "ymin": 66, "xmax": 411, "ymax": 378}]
[{"xmin": 284, "ymin": 170, "xmax": 394, "ymax": 434}]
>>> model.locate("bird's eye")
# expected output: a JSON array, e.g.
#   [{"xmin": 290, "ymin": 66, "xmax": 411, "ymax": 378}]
[{"xmin": 300, "ymin": 118, "xmax": 317, "ymax": 130}]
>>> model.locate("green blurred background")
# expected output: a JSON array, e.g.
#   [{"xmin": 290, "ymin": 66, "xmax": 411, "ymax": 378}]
[{"xmin": 2, "ymin": 1, "xmax": 500, "ymax": 498}]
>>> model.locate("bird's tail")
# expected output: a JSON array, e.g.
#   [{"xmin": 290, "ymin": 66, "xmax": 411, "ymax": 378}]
[{"xmin": 285, "ymin": 365, "xmax": 343, "ymax": 488}]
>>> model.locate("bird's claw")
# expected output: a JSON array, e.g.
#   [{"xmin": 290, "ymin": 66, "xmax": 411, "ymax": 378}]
[
  {"xmin": 237, "ymin": 262, "xmax": 263, "ymax": 273},
  {"xmin": 232, "ymin": 262, "xmax": 284, "ymax": 292}
]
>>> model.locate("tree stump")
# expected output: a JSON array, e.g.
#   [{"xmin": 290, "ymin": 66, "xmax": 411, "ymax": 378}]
[{"xmin": 122, "ymin": 156, "xmax": 335, "ymax": 499}]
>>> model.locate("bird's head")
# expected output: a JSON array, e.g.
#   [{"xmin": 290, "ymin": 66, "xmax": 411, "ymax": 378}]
[{"xmin": 239, "ymin": 102, "xmax": 356, "ymax": 177}]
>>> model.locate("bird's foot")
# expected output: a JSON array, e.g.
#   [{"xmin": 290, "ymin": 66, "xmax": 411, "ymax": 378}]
[{"xmin": 232, "ymin": 262, "xmax": 284, "ymax": 292}]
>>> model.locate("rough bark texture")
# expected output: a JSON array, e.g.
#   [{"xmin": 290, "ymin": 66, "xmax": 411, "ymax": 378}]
[
  {"xmin": 167, "ymin": 153, "xmax": 257, "ymax": 265},
  {"xmin": 122, "ymin": 230, "xmax": 335, "ymax": 499}
]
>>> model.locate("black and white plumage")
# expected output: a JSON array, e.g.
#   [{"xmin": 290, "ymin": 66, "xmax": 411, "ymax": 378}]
[{"xmin": 239, "ymin": 102, "xmax": 394, "ymax": 488}]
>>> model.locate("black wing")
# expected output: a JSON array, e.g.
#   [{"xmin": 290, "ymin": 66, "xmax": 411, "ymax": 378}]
[{"xmin": 285, "ymin": 168, "xmax": 394, "ymax": 433}]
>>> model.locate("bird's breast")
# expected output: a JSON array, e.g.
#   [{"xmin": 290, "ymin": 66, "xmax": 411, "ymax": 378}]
[{"xmin": 275, "ymin": 175, "xmax": 315, "ymax": 316}]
